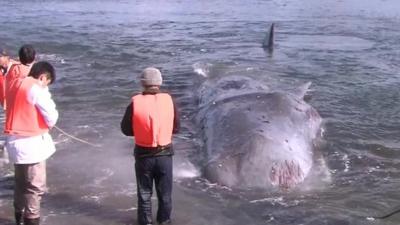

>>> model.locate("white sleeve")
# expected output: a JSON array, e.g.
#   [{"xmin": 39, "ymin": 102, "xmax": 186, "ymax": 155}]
[{"xmin": 28, "ymin": 85, "xmax": 59, "ymax": 127}]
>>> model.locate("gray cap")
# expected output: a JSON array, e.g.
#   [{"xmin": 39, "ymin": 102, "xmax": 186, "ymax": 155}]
[
  {"xmin": 0, "ymin": 48, "xmax": 8, "ymax": 56},
  {"xmin": 141, "ymin": 67, "xmax": 163, "ymax": 86}
]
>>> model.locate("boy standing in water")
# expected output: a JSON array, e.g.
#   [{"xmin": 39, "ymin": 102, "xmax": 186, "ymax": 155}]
[
  {"xmin": 6, "ymin": 45, "xmax": 36, "ymax": 94},
  {"xmin": 5, "ymin": 61, "xmax": 58, "ymax": 225},
  {"xmin": 120, "ymin": 67, "xmax": 180, "ymax": 225}
]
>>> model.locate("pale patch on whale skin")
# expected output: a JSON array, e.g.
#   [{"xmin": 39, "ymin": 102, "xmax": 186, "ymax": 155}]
[{"xmin": 270, "ymin": 160, "xmax": 305, "ymax": 189}]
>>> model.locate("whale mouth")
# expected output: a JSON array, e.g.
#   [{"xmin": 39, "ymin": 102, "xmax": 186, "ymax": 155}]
[{"xmin": 270, "ymin": 160, "xmax": 305, "ymax": 189}]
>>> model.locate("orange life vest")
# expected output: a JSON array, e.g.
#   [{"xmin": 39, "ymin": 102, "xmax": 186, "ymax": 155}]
[
  {"xmin": 4, "ymin": 76, "xmax": 49, "ymax": 136},
  {"xmin": 132, "ymin": 93, "xmax": 174, "ymax": 147},
  {"xmin": 6, "ymin": 63, "xmax": 31, "ymax": 94}
]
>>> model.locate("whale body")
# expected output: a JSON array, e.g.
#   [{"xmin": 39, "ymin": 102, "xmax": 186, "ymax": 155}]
[{"xmin": 196, "ymin": 76, "xmax": 323, "ymax": 189}]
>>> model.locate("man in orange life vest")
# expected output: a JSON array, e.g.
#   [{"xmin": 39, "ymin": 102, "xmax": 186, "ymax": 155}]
[
  {"xmin": 0, "ymin": 48, "xmax": 18, "ymax": 108},
  {"xmin": 5, "ymin": 61, "xmax": 58, "ymax": 225},
  {"xmin": 121, "ymin": 67, "xmax": 180, "ymax": 225},
  {"xmin": 0, "ymin": 48, "xmax": 9, "ymax": 108}
]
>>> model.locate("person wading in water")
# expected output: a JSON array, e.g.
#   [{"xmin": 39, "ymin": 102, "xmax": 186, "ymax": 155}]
[{"xmin": 121, "ymin": 67, "xmax": 180, "ymax": 225}]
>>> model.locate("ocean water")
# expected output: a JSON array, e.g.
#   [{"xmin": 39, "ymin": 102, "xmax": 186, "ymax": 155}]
[{"xmin": 1, "ymin": 0, "xmax": 400, "ymax": 224}]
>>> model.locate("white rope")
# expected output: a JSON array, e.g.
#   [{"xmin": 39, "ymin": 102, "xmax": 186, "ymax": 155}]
[{"xmin": 54, "ymin": 125, "xmax": 101, "ymax": 148}]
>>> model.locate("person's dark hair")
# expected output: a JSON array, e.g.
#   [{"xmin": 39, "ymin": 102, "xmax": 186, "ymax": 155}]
[
  {"xmin": 28, "ymin": 61, "xmax": 56, "ymax": 84},
  {"xmin": 19, "ymin": 44, "xmax": 36, "ymax": 65}
]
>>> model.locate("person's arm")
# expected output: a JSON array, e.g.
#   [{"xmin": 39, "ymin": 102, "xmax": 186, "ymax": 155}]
[
  {"xmin": 172, "ymin": 98, "xmax": 180, "ymax": 134},
  {"xmin": 0, "ymin": 73, "xmax": 4, "ymax": 108},
  {"xmin": 28, "ymin": 85, "xmax": 59, "ymax": 127},
  {"xmin": 121, "ymin": 102, "xmax": 134, "ymax": 136}
]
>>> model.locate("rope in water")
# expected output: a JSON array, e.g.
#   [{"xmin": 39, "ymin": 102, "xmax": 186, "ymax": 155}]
[
  {"xmin": 54, "ymin": 125, "xmax": 101, "ymax": 148},
  {"xmin": 373, "ymin": 208, "xmax": 400, "ymax": 219}
]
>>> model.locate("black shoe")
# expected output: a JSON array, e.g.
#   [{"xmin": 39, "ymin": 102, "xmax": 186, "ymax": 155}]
[
  {"xmin": 23, "ymin": 217, "xmax": 40, "ymax": 225},
  {"xmin": 159, "ymin": 219, "xmax": 171, "ymax": 225},
  {"xmin": 14, "ymin": 212, "xmax": 23, "ymax": 225}
]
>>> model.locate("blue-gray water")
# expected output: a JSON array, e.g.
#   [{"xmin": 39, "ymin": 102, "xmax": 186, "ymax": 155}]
[{"xmin": 1, "ymin": 0, "xmax": 400, "ymax": 224}]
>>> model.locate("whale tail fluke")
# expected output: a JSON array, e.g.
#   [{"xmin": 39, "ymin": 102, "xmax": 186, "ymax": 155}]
[{"xmin": 262, "ymin": 23, "xmax": 275, "ymax": 51}]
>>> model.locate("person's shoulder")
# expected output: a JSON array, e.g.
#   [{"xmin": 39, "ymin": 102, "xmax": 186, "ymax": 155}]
[
  {"xmin": 131, "ymin": 93, "xmax": 144, "ymax": 100},
  {"xmin": 158, "ymin": 91, "xmax": 174, "ymax": 99},
  {"xmin": 8, "ymin": 63, "xmax": 19, "ymax": 71},
  {"xmin": 10, "ymin": 59, "xmax": 20, "ymax": 65},
  {"xmin": 30, "ymin": 82, "xmax": 50, "ymax": 96},
  {"xmin": 158, "ymin": 92, "xmax": 177, "ymax": 105},
  {"xmin": 8, "ymin": 62, "xmax": 22, "ymax": 73},
  {"xmin": 10, "ymin": 60, "xmax": 22, "ymax": 68}
]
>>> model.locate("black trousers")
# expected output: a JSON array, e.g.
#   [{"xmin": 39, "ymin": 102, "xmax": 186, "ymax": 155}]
[{"xmin": 135, "ymin": 155, "xmax": 172, "ymax": 225}]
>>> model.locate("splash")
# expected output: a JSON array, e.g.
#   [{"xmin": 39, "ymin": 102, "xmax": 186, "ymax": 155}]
[
  {"xmin": 193, "ymin": 62, "xmax": 212, "ymax": 77},
  {"xmin": 37, "ymin": 54, "xmax": 66, "ymax": 64}
]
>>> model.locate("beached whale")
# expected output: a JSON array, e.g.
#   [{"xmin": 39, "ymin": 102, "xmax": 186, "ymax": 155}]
[{"xmin": 196, "ymin": 76, "xmax": 323, "ymax": 189}]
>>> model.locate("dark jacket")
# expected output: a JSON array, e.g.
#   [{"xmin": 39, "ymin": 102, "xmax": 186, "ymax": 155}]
[{"xmin": 120, "ymin": 89, "xmax": 180, "ymax": 158}]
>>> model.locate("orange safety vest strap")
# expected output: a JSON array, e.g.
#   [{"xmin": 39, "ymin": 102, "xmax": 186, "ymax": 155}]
[
  {"xmin": 4, "ymin": 77, "xmax": 49, "ymax": 136},
  {"xmin": 132, "ymin": 93, "xmax": 174, "ymax": 148}
]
